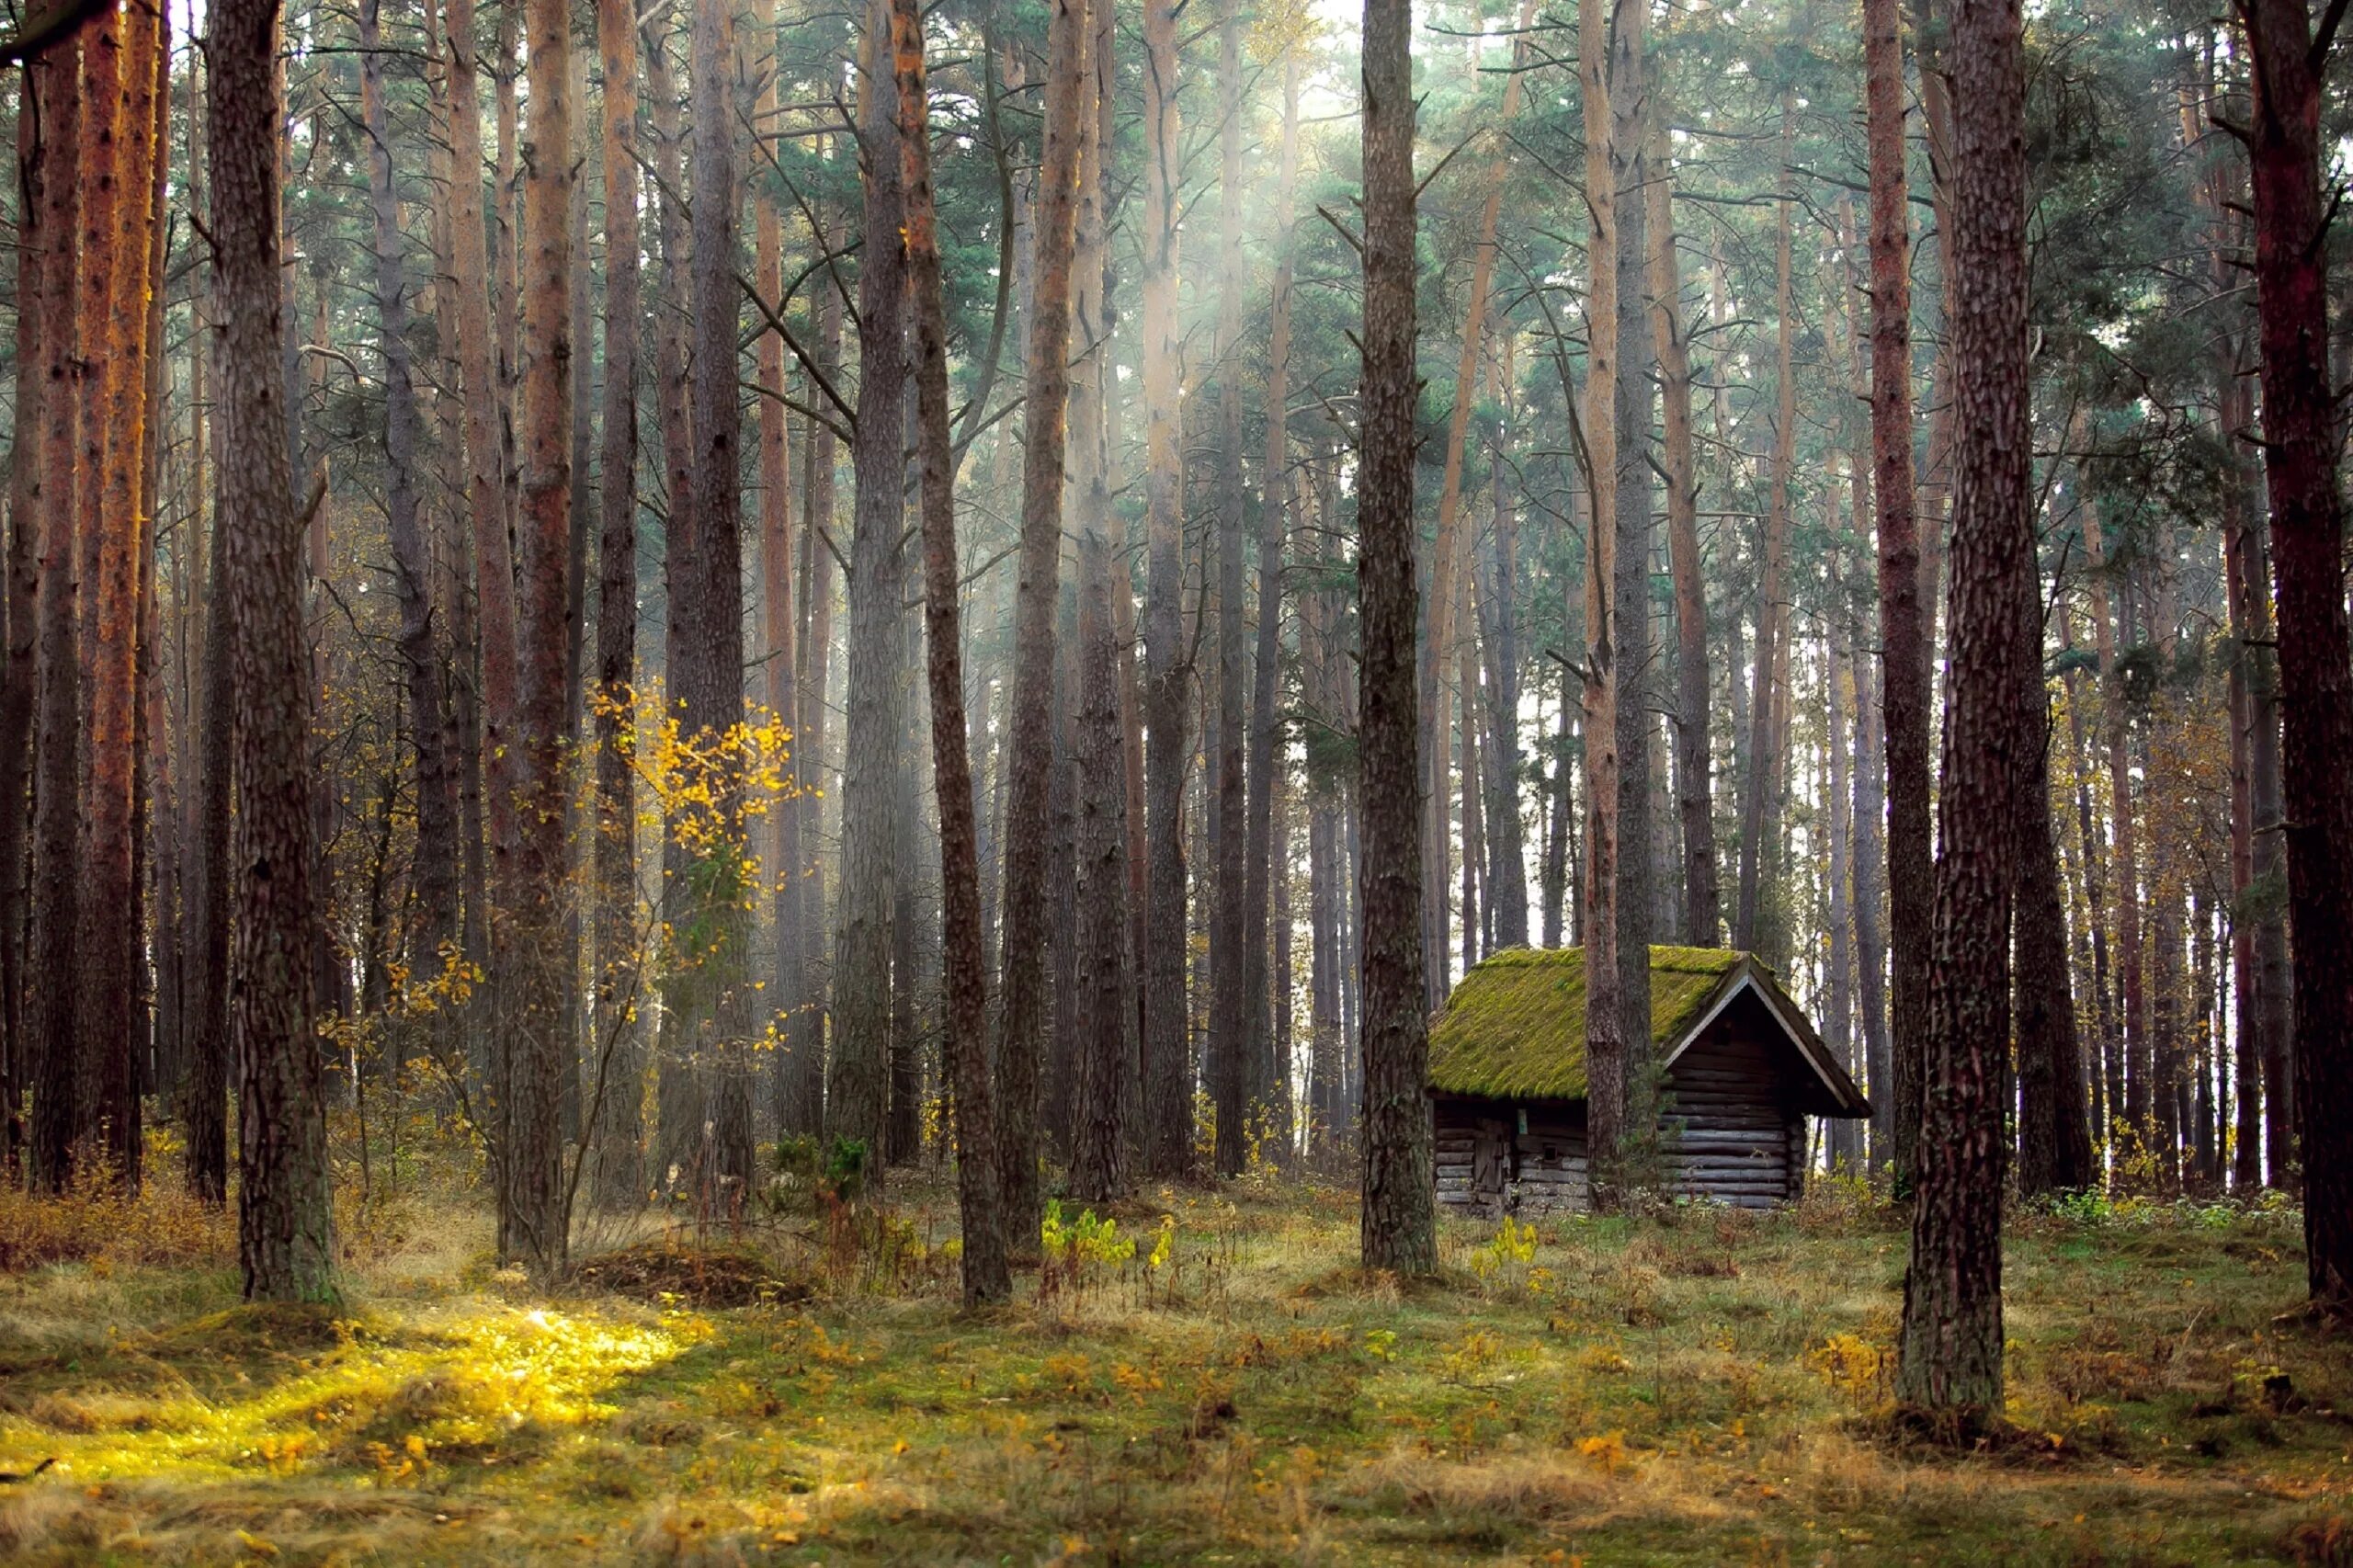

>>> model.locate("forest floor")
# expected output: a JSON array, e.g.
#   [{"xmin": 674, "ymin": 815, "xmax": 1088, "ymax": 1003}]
[{"xmin": 2, "ymin": 1152, "xmax": 2351, "ymax": 1566}]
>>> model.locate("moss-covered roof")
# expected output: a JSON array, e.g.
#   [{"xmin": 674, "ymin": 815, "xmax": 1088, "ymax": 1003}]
[{"xmin": 1426, "ymin": 946, "xmax": 1750, "ymax": 1100}]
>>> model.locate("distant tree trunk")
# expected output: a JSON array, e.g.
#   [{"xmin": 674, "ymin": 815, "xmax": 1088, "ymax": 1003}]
[
  {"xmin": 1645, "ymin": 110, "xmax": 1716, "ymax": 949},
  {"xmin": 1826, "ymin": 589, "xmax": 1857, "ymax": 1170},
  {"xmin": 1139, "ymin": 0, "xmax": 1191, "ymax": 1179},
  {"xmin": 1895, "ymin": 0, "xmax": 2031, "ymax": 1420},
  {"xmin": 996, "ymin": 0, "xmax": 1087, "ymax": 1224},
  {"xmin": 589, "ymin": 0, "xmax": 647, "ymax": 1209},
  {"xmin": 827, "ymin": 0, "xmax": 907, "ymax": 1176},
  {"xmin": 360, "ymin": 0, "xmax": 459, "ymax": 989},
  {"xmin": 1069, "ymin": 530, "xmax": 1137, "ymax": 1201},
  {"xmin": 1477, "ymin": 394, "xmax": 1530, "ymax": 952},
  {"xmin": 2223, "ymin": 439, "xmax": 2290, "ymax": 1185},
  {"xmin": 216, "ymin": 0, "xmax": 334, "ymax": 1301},
  {"xmin": 2241, "ymin": 0, "xmax": 2353, "ymax": 1301},
  {"xmin": 2015, "ymin": 669, "xmax": 2096, "ymax": 1196},
  {"xmin": 2079, "ymin": 496, "xmax": 2146, "ymax": 1148},
  {"xmin": 1608, "ymin": 0, "xmax": 1656, "ymax": 1165},
  {"xmin": 1423, "ymin": 1, "xmax": 1537, "ymax": 1003},
  {"xmin": 1242, "ymin": 51, "xmax": 1302, "ymax": 1163},
  {"xmin": 644, "ymin": 2, "xmax": 705, "ymax": 1185},
  {"xmin": 1358, "ymin": 0, "xmax": 1436, "ymax": 1275},
  {"xmin": 889, "ymin": 0, "xmax": 1008, "ymax": 1299},
  {"xmin": 796, "ymin": 267, "xmax": 840, "ymax": 1131},
  {"xmin": 1203, "ymin": 0, "xmax": 1250, "ymax": 1174},
  {"xmin": 753, "ymin": 0, "xmax": 804, "ymax": 1142},
  {"xmin": 447, "ymin": 0, "xmax": 519, "ymax": 902},
  {"xmin": 24, "ymin": 38, "xmax": 80, "ymax": 1194},
  {"xmin": 1734, "ymin": 93, "xmax": 1795, "ymax": 961},
  {"xmin": 1864, "ymin": 0, "xmax": 1931, "ymax": 1184}
]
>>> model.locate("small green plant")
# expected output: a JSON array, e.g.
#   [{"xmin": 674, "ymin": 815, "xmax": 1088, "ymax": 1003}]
[
  {"xmin": 1469, "ymin": 1214, "xmax": 1540, "ymax": 1290},
  {"xmin": 1039, "ymin": 1199, "xmax": 1135, "ymax": 1307}
]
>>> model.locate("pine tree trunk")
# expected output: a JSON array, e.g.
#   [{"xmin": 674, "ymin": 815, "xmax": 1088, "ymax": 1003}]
[
  {"xmin": 752, "ymin": 0, "xmax": 804, "ymax": 1143},
  {"xmin": 1645, "ymin": 108, "xmax": 1717, "ymax": 949},
  {"xmin": 1070, "ymin": 529, "xmax": 1138, "ymax": 1202},
  {"xmin": 0, "ymin": 66, "xmax": 41, "ymax": 1169},
  {"xmin": 75, "ymin": 0, "xmax": 162, "ymax": 1187},
  {"xmin": 446, "ymin": 0, "xmax": 519, "ymax": 895},
  {"xmin": 644, "ymin": 3, "xmax": 706, "ymax": 1187},
  {"xmin": 1422, "ymin": 0, "xmax": 1537, "ymax": 1001},
  {"xmin": 494, "ymin": 0, "xmax": 581, "ymax": 1271},
  {"xmin": 1734, "ymin": 94, "xmax": 1795, "ymax": 960},
  {"xmin": 1895, "ymin": 0, "xmax": 2032, "ymax": 1419},
  {"xmin": 1608, "ymin": 0, "xmax": 1656, "ymax": 1168},
  {"xmin": 1139, "ymin": 0, "xmax": 1191, "ymax": 1178},
  {"xmin": 888, "ymin": 0, "xmax": 1008, "ymax": 1297},
  {"xmin": 2242, "ymin": 0, "xmax": 2353, "ymax": 1301},
  {"xmin": 995, "ymin": 0, "xmax": 1087, "ymax": 1224},
  {"xmin": 2080, "ymin": 499, "xmax": 2147, "ymax": 1147},
  {"xmin": 2015, "ymin": 666, "xmax": 2096, "ymax": 1196},
  {"xmin": 1864, "ymin": 0, "xmax": 1931, "ymax": 1184},
  {"xmin": 797, "ymin": 272, "xmax": 840, "ymax": 1131},
  {"xmin": 1242, "ymin": 51, "xmax": 1301, "ymax": 1165},
  {"xmin": 827, "ymin": 0, "xmax": 907, "ymax": 1178},
  {"xmin": 589, "ymin": 0, "xmax": 647, "ymax": 1209},
  {"xmin": 1358, "ymin": 0, "xmax": 1436, "ymax": 1274},
  {"xmin": 360, "ymin": 0, "xmax": 460, "ymax": 988},
  {"xmin": 23, "ymin": 36, "xmax": 80, "ymax": 1193},
  {"xmin": 1576, "ymin": 0, "xmax": 1625, "ymax": 1199},
  {"xmin": 215, "ymin": 0, "xmax": 334, "ymax": 1300}
]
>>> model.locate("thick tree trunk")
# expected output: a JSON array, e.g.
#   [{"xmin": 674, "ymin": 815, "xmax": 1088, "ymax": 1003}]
[
  {"xmin": 589, "ymin": 0, "xmax": 647, "ymax": 1209},
  {"xmin": 1358, "ymin": 0, "xmax": 1436, "ymax": 1274},
  {"xmin": 2241, "ymin": 0, "xmax": 2353, "ymax": 1301},
  {"xmin": 1069, "ymin": 530, "xmax": 1137, "ymax": 1202},
  {"xmin": 1139, "ymin": 0, "xmax": 1190, "ymax": 1178},
  {"xmin": 1864, "ymin": 0, "xmax": 1931, "ymax": 1184},
  {"xmin": 216, "ymin": 0, "xmax": 334, "ymax": 1301},
  {"xmin": 684, "ymin": 0, "xmax": 752, "ymax": 1193},
  {"xmin": 889, "ymin": 0, "xmax": 1009, "ymax": 1298},
  {"xmin": 1577, "ymin": 0, "xmax": 1625, "ymax": 1199},
  {"xmin": 494, "ymin": 0, "xmax": 581, "ymax": 1271},
  {"xmin": 25, "ymin": 38, "xmax": 80, "ymax": 1194},
  {"xmin": 0, "ymin": 63, "xmax": 49, "ymax": 1169},
  {"xmin": 644, "ymin": 4, "xmax": 706, "ymax": 1186},
  {"xmin": 827, "ymin": 0, "xmax": 907, "ymax": 1176},
  {"xmin": 1896, "ymin": 0, "xmax": 2031, "ymax": 1420},
  {"xmin": 76, "ymin": 0, "xmax": 162, "ymax": 1187},
  {"xmin": 1608, "ymin": 0, "xmax": 1656, "ymax": 1170},
  {"xmin": 995, "ymin": 0, "xmax": 1087, "ymax": 1227}
]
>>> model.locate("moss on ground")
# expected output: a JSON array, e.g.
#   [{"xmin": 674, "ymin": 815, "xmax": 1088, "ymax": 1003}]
[{"xmin": 1, "ymin": 1176, "xmax": 2347, "ymax": 1565}]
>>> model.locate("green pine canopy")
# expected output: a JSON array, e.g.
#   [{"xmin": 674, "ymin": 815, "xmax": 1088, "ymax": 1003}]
[{"xmin": 1426, "ymin": 946, "xmax": 1866, "ymax": 1113}]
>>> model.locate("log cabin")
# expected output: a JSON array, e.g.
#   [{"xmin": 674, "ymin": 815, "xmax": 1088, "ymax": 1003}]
[{"xmin": 1428, "ymin": 946, "xmax": 1870, "ymax": 1213}]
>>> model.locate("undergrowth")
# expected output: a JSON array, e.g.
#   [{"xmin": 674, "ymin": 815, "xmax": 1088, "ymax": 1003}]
[{"xmin": 1, "ymin": 1151, "xmax": 2346, "ymax": 1566}]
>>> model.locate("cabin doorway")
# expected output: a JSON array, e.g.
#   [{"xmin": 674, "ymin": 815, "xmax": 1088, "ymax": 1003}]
[{"xmin": 1471, "ymin": 1115, "xmax": 1513, "ymax": 1213}]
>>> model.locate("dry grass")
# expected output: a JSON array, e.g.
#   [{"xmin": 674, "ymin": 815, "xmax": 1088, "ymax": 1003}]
[{"xmin": 2, "ymin": 1166, "xmax": 2348, "ymax": 1564}]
